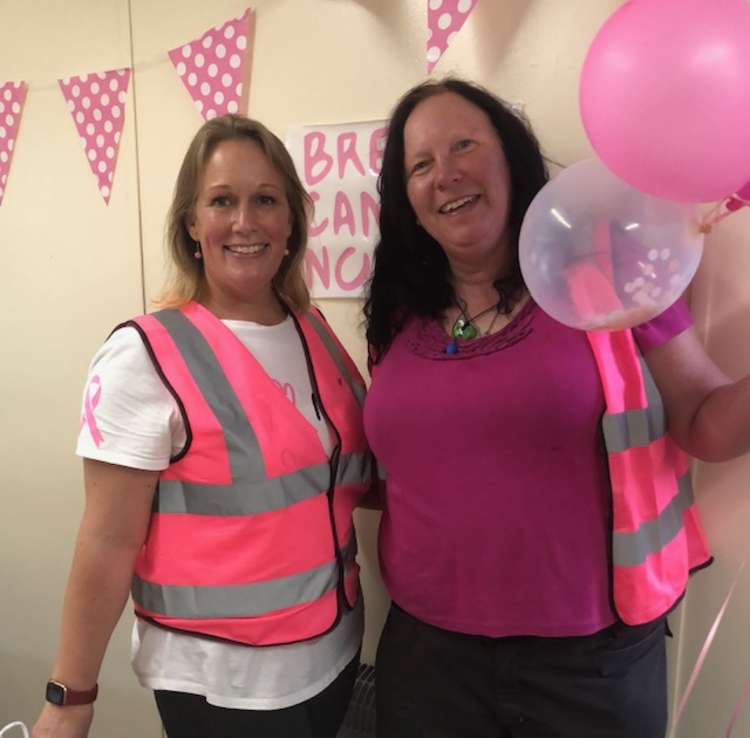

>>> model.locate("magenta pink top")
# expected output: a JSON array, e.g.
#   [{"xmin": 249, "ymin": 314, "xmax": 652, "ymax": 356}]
[{"xmin": 364, "ymin": 299, "xmax": 692, "ymax": 637}]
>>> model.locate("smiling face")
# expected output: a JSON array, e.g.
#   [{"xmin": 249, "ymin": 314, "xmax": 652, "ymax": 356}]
[
  {"xmin": 187, "ymin": 138, "xmax": 292, "ymax": 318},
  {"xmin": 403, "ymin": 92, "xmax": 512, "ymax": 271}
]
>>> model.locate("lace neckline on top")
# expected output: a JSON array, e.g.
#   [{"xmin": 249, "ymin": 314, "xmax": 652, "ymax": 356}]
[{"xmin": 407, "ymin": 298, "xmax": 537, "ymax": 361}]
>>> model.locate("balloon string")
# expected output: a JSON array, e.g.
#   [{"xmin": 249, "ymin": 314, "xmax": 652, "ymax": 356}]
[
  {"xmin": 699, "ymin": 194, "xmax": 750, "ymax": 234},
  {"xmin": 672, "ymin": 559, "xmax": 747, "ymax": 731},
  {"xmin": 0, "ymin": 722, "xmax": 29, "ymax": 738},
  {"xmin": 725, "ymin": 680, "xmax": 750, "ymax": 737}
]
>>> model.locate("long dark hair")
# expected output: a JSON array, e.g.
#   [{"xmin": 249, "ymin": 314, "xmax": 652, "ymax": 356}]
[{"xmin": 363, "ymin": 78, "xmax": 549, "ymax": 363}]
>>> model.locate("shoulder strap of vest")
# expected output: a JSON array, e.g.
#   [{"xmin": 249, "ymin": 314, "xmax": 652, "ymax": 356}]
[
  {"xmin": 303, "ymin": 307, "xmax": 366, "ymax": 407},
  {"xmin": 585, "ymin": 329, "xmax": 667, "ymax": 451},
  {"xmin": 112, "ymin": 310, "xmax": 192, "ymax": 462}
]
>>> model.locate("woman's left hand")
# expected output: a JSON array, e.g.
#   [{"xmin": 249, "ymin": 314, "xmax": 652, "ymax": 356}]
[{"xmin": 645, "ymin": 326, "xmax": 750, "ymax": 462}]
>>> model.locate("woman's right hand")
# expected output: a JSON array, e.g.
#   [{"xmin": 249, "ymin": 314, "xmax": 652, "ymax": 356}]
[
  {"xmin": 31, "ymin": 703, "xmax": 93, "ymax": 738},
  {"xmin": 31, "ymin": 460, "xmax": 158, "ymax": 738}
]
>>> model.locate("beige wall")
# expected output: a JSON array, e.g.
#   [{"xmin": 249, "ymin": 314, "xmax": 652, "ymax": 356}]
[
  {"xmin": 668, "ymin": 211, "xmax": 750, "ymax": 738},
  {"xmin": 1, "ymin": 2, "xmax": 748, "ymax": 736}
]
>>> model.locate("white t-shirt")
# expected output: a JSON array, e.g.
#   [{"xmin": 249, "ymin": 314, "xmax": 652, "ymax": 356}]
[{"xmin": 76, "ymin": 316, "xmax": 363, "ymax": 709}]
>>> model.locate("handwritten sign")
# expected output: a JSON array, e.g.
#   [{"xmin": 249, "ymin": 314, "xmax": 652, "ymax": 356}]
[{"xmin": 287, "ymin": 120, "xmax": 387, "ymax": 298}]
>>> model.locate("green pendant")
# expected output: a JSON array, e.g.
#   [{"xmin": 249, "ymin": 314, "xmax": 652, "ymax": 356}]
[
  {"xmin": 451, "ymin": 318, "xmax": 477, "ymax": 340},
  {"xmin": 461, "ymin": 323, "xmax": 478, "ymax": 339}
]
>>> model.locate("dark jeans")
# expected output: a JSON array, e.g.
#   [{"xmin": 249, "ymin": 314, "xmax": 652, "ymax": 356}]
[
  {"xmin": 376, "ymin": 603, "xmax": 667, "ymax": 738},
  {"xmin": 155, "ymin": 653, "xmax": 359, "ymax": 738}
]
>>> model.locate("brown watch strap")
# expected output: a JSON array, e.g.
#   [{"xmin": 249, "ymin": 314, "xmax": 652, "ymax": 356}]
[{"xmin": 46, "ymin": 680, "xmax": 99, "ymax": 706}]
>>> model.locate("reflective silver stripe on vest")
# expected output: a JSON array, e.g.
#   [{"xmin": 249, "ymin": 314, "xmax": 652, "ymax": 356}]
[
  {"xmin": 150, "ymin": 310, "xmax": 370, "ymax": 516},
  {"xmin": 305, "ymin": 310, "xmax": 366, "ymax": 407},
  {"xmin": 157, "ymin": 451, "xmax": 371, "ymax": 515},
  {"xmin": 612, "ymin": 473, "xmax": 693, "ymax": 567},
  {"xmin": 602, "ymin": 358, "xmax": 666, "ymax": 452},
  {"xmin": 134, "ymin": 536, "xmax": 358, "ymax": 618},
  {"xmin": 377, "ymin": 460, "xmax": 388, "ymax": 481}
]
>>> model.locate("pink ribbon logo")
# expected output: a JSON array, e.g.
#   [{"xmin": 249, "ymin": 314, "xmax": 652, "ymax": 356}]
[
  {"xmin": 272, "ymin": 379, "xmax": 297, "ymax": 408},
  {"xmin": 80, "ymin": 375, "xmax": 104, "ymax": 448}
]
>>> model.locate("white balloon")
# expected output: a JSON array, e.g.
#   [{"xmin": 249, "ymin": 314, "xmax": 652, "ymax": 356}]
[{"xmin": 519, "ymin": 159, "xmax": 704, "ymax": 331}]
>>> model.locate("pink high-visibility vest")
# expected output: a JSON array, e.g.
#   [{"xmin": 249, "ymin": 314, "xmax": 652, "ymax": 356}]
[
  {"xmin": 587, "ymin": 328, "xmax": 711, "ymax": 625},
  {"xmin": 565, "ymin": 236, "xmax": 711, "ymax": 624},
  {"xmin": 120, "ymin": 302, "xmax": 371, "ymax": 646}
]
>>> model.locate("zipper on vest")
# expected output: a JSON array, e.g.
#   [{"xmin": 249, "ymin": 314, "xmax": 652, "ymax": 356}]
[
  {"xmin": 311, "ymin": 392, "xmax": 322, "ymax": 421},
  {"xmin": 323, "ymin": 421, "xmax": 349, "ymax": 611},
  {"xmin": 291, "ymin": 312, "xmax": 350, "ymax": 616},
  {"xmin": 599, "ymin": 429, "xmax": 619, "ymax": 622}
]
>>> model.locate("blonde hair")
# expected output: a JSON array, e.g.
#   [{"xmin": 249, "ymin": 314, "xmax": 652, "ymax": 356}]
[{"xmin": 155, "ymin": 115, "xmax": 311, "ymax": 312}]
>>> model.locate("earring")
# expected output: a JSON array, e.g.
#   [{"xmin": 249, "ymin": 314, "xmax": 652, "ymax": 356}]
[
  {"xmin": 284, "ymin": 248, "xmax": 290, "ymax": 256},
  {"xmin": 194, "ymin": 241, "xmax": 202, "ymax": 260}
]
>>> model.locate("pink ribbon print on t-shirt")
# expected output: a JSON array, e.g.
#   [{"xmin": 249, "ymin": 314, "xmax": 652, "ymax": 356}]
[
  {"xmin": 272, "ymin": 379, "xmax": 297, "ymax": 407},
  {"xmin": 80, "ymin": 375, "xmax": 104, "ymax": 448}
]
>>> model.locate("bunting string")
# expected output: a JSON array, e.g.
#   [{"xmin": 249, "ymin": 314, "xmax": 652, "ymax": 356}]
[{"xmin": 0, "ymin": 8, "xmax": 253, "ymax": 206}]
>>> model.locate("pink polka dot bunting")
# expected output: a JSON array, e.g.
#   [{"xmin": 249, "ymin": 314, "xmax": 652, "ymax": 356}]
[
  {"xmin": 168, "ymin": 7, "xmax": 254, "ymax": 121},
  {"xmin": 426, "ymin": 0, "xmax": 479, "ymax": 73},
  {"xmin": 58, "ymin": 68, "xmax": 131, "ymax": 204},
  {"xmin": 0, "ymin": 81, "xmax": 28, "ymax": 206}
]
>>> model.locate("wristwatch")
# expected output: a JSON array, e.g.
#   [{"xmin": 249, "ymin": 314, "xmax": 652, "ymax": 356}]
[{"xmin": 45, "ymin": 680, "xmax": 98, "ymax": 706}]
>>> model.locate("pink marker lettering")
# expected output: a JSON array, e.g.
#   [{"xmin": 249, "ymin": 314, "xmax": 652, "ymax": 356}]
[
  {"xmin": 360, "ymin": 190, "xmax": 380, "ymax": 238},
  {"xmin": 308, "ymin": 191, "xmax": 329, "ymax": 237},
  {"xmin": 333, "ymin": 191, "xmax": 356, "ymax": 236},
  {"xmin": 305, "ymin": 247, "xmax": 331, "ymax": 291},
  {"xmin": 303, "ymin": 131, "xmax": 333, "ymax": 186},
  {"xmin": 369, "ymin": 126, "xmax": 387, "ymax": 175},
  {"xmin": 335, "ymin": 246, "xmax": 371, "ymax": 291},
  {"xmin": 337, "ymin": 131, "xmax": 365, "ymax": 178}
]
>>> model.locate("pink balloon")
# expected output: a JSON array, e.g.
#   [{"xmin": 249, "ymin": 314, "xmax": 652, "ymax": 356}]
[{"xmin": 580, "ymin": 0, "xmax": 750, "ymax": 203}]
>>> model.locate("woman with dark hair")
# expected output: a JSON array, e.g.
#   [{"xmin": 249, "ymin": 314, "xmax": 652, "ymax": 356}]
[
  {"xmin": 367, "ymin": 78, "xmax": 547, "ymax": 353},
  {"xmin": 364, "ymin": 78, "xmax": 750, "ymax": 738},
  {"xmin": 32, "ymin": 115, "xmax": 370, "ymax": 738}
]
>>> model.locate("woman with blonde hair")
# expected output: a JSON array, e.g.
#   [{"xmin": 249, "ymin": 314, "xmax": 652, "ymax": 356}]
[{"xmin": 33, "ymin": 115, "xmax": 371, "ymax": 738}]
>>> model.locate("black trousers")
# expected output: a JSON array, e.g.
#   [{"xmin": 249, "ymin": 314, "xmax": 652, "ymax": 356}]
[
  {"xmin": 154, "ymin": 653, "xmax": 358, "ymax": 738},
  {"xmin": 376, "ymin": 603, "xmax": 667, "ymax": 738}
]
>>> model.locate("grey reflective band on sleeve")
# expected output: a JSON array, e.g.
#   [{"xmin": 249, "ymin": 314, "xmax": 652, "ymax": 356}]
[
  {"xmin": 305, "ymin": 310, "xmax": 366, "ymax": 407},
  {"xmin": 601, "ymin": 358, "xmax": 667, "ymax": 452},
  {"xmin": 133, "ymin": 536, "xmax": 358, "ymax": 618},
  {"xmin": 612, "ymin": 473, "xmax": 694, "ymax": 567}
]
